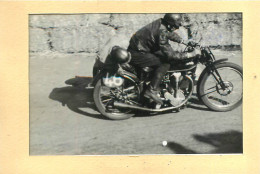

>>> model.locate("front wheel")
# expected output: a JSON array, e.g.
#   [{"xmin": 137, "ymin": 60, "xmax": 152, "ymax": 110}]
[{"xmin": 198, "ymin": 62, "xmax": 243, "ymax": 111}]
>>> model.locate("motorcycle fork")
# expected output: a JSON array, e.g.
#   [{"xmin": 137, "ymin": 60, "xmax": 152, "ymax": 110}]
[{"xmin": 209, "ymin": 64, "xmax": 226, "ymax": 90}]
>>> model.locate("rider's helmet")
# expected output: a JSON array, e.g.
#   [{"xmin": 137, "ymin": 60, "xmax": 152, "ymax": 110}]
[
  {"xmin": 111, "ymin": 46, "xmax": 131, "ymax": 64},
  {"xmin": 163, "ymin": 13, "xmax": 183, "ymax": 30}
]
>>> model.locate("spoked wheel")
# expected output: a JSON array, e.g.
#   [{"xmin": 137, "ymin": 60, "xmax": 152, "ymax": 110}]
[
  {"xmin": 93, "ymin": 79, "xmax": 140, "ymax": 120},
  {"xmin": 198, "ymin": 62, "xmax": 243, "ymax": 111}
]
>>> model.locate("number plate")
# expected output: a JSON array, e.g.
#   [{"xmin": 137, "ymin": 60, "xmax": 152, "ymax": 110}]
[{"xmin": 103, "ymin": 73, "xmax": 124, "ymax": 88}]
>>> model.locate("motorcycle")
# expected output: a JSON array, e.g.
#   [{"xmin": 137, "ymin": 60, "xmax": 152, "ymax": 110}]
[{"xmin": 92, "ymin": 44, "xmax": 243, "ymax": 120}]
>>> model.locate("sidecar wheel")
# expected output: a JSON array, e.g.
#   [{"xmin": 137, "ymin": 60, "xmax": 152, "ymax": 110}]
[
  {"xmin": 198, "ymin": 62, "xmax": 243, "ymax": 112},
  {"xmin": 93, "ymin": 79, "xmax": 135, "ymax": 120}
]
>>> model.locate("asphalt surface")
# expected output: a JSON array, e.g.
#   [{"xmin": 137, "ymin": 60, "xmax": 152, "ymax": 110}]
[{"xmin": 29, "ymin": 50, "xmax": 242, "ymax": 155}]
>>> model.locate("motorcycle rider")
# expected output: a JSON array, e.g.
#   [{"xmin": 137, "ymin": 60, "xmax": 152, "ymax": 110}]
[
  {"xmin": 128, "ymin": 13, "xmax": 201, "ymax": 105},
  {"xmin": 93, "ymin": 27, "xmax": 132, "ymax": 77},
  {"xmin": 103, "ymin": 46, "xmax": 132, "ymax": 74},
  {"xmin": 90, "ymin": 45, "xmax": 132, "ymax": 88}
]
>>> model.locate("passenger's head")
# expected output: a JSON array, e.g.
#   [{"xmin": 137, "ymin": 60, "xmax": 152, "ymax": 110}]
[
  {"xmin": 111, "ymin": 46, "xmax": 131, "ymax": 64},
  {"xmin": 163, "ymin": 13, "xmax": 183, "ymax": 31}
]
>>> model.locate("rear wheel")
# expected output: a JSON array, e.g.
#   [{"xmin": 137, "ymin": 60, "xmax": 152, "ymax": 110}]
[
  {"xmin": 198, "ymin": 62, "xmax": 242, "ymax": 111},
  {"xmin": 93, "ymin": 79, "xmax": 139, "ymax": 120}
]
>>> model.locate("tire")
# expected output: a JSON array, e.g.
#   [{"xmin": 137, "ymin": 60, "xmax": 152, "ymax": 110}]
[
  {"xmin": 93, "ymin": 79, "xmax": 136, "ymax": 120},
  {"xmin": 198, "ymin": 62, "xmax": 243, "ymax": 111}
]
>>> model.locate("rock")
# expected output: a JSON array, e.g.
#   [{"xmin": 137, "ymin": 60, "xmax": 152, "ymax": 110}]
[
  {"xmin": 29, "ymin": 14, "xmax": 110, "ymax": 28},
  {"xmin": 29, "ymin": 28, "xmax": 49, "ymax": 52},
  {"xmin": 29, "ymin": 13, "xmax": 242, "ymax": 55}
]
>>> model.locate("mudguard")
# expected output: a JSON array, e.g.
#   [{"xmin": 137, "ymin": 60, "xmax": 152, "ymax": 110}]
[
  {"xmin": 119, "ymin": 70, "xmax": 139, "ymax": 83},
  {"xmin": 211, "ymin": 58, "xmax": 228, "ymax": 65},
  {"xmin": 198, "ymin": 58, "xmax": 228, "ymax": 81},
  {"xmin": 91, "ymin": 69, "xmax": 106, "ymax": 86}
]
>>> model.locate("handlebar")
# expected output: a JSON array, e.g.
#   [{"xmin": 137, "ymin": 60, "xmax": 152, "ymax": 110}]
[
  {"xmin": 181, "ymin": 42, "xmax": 201, "ymax": 49},
  {"xmin": 181, "ymin": 41, "xmax": 216, "ymax": 61}
]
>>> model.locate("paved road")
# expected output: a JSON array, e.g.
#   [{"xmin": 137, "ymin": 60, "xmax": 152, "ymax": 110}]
[{"xmin": 29, "ymin": 50, "xmax": 242, "ymax": 155}]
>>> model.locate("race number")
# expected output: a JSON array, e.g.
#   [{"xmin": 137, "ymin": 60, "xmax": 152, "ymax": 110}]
[{"xmin": 103, "ymin": 73, "xmax": 124, "ymax": 88}]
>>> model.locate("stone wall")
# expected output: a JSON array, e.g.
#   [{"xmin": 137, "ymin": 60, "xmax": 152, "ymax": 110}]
[{"xmin": 29, "ymin": 13, "xmax": 242, "ymax": 54}]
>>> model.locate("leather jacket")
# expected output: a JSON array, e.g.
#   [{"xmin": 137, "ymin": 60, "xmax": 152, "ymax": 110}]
[{"xmin": 128, "ymin": 18, "xmax": 187, "ymax": 60}]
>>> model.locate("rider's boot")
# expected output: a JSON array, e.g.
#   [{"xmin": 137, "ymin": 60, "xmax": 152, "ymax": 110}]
[
  {"xmin": 144, "ymin": 85, "xmax": 163, "ymax": 105},
  {"xmin": 144, "ymin": 63, "xmax": 170, "ymax": 105}
]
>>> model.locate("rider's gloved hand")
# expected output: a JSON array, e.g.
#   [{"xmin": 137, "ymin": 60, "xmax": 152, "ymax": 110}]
[
  {"xmin": 187, "ymin": 48, "xmax": 201, "ymax": 59},
  {"xmin": 193, "ymin": 48, "xmax": 201, "ymax": 58}
]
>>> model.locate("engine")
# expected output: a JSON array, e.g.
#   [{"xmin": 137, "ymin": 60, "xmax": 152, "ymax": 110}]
[{"xmin": 163, "ymin": 72, "xmax": 193, "ymax": 107}]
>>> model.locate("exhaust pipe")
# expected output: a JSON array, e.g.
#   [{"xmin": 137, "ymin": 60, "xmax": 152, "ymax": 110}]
[
  {"xmin": 113, "ymin": 102, "xmax": 179, "ymax": 112},
  {"xmin": 113, "ymin": 75, "xmax": 193, "ymax": 112}
]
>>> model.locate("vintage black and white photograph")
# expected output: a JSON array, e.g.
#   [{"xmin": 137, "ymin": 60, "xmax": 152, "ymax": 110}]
[{"xmin": 29, "ymin": 13, "xmax": 243, "ymax": 155}]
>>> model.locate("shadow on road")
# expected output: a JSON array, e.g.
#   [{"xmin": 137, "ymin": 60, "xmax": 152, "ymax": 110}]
[
  {"xmin": 189, "ymin": 96, "xmax": 204, "ymax": 105},
  {"xmin": 49, "ymin": 76, "xmax": 215, "ymax": 120},
  {"xmin": 49, "ymin": 77, "xmax": 108, "ymax": 120},
  {"xmin": 167, "ymin": 142, "xmax": 197, "ymax": 154},
  {"xmin": 167, "ymin": 130, "xmax": 242, "ymax": 154},
  {"xmin": 193, "ymin": 130, "xmax": 243, "ymax": 153},
  {"xmin": 186, "ymin": 94, "xmax": 211, "ymax": 111}
]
